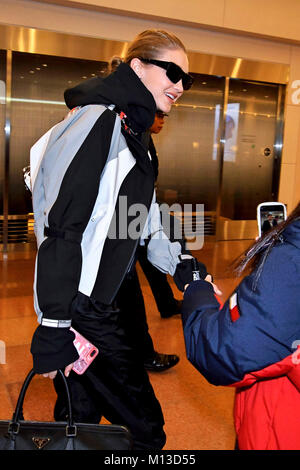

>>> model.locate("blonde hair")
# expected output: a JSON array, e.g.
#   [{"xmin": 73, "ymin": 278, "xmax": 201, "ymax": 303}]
[
  {"xmin": 124, "ymin": 29, "xmax": 186, "ymax": 63},
  {"xmin": 107, "ymin": 29, "xmax": 186, "ymax": 73}
]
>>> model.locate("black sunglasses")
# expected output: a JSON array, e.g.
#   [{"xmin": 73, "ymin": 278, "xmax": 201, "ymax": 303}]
[{"xmin": 139, "ymin": 58, "xmax": 194, "ymax": 91}]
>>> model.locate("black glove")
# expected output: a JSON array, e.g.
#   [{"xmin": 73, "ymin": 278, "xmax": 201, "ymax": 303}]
[
  {"xmin": 173, "ymin": 255, "xmax": 207, "ymax": 291},
  {"xmin": 31, "ymin": 325, "xmax": 79, "ymax": 374}
]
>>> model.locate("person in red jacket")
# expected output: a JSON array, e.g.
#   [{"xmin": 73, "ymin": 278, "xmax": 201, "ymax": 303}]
[{"xmin": 182, "ymin": 201, "xmax": 300, "ymax": 450}]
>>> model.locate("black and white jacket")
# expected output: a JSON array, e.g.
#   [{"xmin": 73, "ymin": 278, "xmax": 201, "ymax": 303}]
[{"xmin": 30, "ymin": 63, "xmax": 182, "ymax": 373}]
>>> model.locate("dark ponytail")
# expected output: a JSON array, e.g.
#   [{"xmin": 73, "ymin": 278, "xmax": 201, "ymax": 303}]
[{"xmin": 107, "ymin": 56, "xmax": 123, "ymax": 74}]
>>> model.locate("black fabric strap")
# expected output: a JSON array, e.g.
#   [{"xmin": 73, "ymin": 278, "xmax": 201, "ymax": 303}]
[{"xmin": 44, "ymin": 226, "xmax": 82, "ymax": 244}]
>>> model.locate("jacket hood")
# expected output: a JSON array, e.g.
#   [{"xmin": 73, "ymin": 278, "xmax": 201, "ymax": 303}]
[
  {"xmin": 64, "ymin": 62, "xmax": 156, "ymax": 134},
  {"xmin": 282, "ymin": 218, "xmax": 300, "ymax": 250}
]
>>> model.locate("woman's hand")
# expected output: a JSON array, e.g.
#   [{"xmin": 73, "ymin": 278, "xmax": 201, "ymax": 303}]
[
  {"xmin": 42, "ymin": 363, "xmax": 74, "ymax": 379},
  {"xmin": 184, "ymin": 275, "xmax": 223, "ymax": 296},
  {"xmin": 204, "ymin": 274, "xmax": 222, "ymax": 296}
]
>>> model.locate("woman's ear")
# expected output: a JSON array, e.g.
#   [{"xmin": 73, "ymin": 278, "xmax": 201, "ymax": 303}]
[{"xmin": 130, "ymin": 58, "xmax": 143, "ymax": 79}]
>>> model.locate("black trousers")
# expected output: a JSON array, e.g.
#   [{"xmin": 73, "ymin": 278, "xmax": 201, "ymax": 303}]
[
  {"xmin": 53, "ymin": 285, "xmax": 165, "ymax": 451},
  {"xmin": 117, "ymin": 268, "xmax": 155, "ymax": 361}
]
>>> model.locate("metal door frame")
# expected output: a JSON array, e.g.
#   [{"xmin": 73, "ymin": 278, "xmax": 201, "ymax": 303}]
[{"xmin": 215, "ymin": 78, "xmax": 286, "ymax": 241}]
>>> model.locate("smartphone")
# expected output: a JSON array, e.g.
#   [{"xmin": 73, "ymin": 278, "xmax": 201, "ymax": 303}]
[
  {"xmin": 257, "ymin": 202, "xmax": 287, "ymax": 237},
  {"xmin": 70, "ymin": 327, "xmax": 99, "ymax": 375}
]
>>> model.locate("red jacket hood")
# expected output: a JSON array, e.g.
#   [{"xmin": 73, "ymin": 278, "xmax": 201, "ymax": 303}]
[{"xmin": 231, "ymin": 347, "xmax": 300, "ymax": 392}]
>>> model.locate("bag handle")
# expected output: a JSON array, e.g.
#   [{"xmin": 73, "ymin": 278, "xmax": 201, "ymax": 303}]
[{"xmin": 8, "ymin": 369, "xmax": 76, "ymax": 436}]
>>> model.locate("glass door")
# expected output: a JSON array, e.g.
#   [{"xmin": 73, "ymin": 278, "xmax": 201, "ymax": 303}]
[
  {"xmin": 2, "ymin": 51, "xmax": 107, "ymax": 247},
  {"xmin": 217, "ymin": 78, "xmax": 284, "ymax": 239},
  {"xmin": 10, "ymin": 52, "xmax": 108, "ymax": 216},
  {"xmin": 155, "ymin": 73, "xmax": 225, "ymax": 240}
]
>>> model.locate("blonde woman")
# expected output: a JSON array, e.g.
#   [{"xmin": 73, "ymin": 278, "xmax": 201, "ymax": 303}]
[{"xmin": 30, "ymin": 30, "xmax": 196, "ymax": 450}]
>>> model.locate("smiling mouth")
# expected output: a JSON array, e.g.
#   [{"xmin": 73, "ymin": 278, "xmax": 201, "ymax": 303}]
[{"xmin": 165, "ymin": 92, "xmax": 176, "ymax": 102}]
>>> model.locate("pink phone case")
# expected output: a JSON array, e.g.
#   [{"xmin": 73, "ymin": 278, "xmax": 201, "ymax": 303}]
[{"xmin": 70, "ymin": 327, "xmax": 99, "ymax": 375}]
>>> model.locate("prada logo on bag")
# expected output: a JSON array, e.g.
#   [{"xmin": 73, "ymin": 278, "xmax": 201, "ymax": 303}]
[{"xmin": 32, "ymin": 437, "xmax": 51, "ymax": 449}]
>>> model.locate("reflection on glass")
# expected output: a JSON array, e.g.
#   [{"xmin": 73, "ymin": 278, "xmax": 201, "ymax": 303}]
[
  {"xmin": 224, "ymin": 103, "xmax": 240, "ymax": 162},
  {"xmin": 220, "ymin": 79, "xmax": 280, "ymax": 220},
  {"xmin": 155, "ymin": 73, "xmax": 225, "ymax": 213},
  {"xmin": 10, "ymin": 52, "xmax": 107, "ymax": 215}
]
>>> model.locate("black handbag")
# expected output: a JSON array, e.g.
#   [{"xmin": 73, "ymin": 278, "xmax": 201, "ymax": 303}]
[{"xmin": 0, "ymin": 369, "xmax": 133, "ymax": 450}]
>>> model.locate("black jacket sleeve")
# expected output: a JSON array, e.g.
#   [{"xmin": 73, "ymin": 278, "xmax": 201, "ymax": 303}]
[
  {"xmin": 31, "ymin": 109, "xmax": 117, "ymax": 373},
  {"xmin": 182, "ymin": 245, "xmax": 300, "ymax": 386},
  {"xmin": 31, "ymin": 326, "xmax": 79, "ymax": 374}
]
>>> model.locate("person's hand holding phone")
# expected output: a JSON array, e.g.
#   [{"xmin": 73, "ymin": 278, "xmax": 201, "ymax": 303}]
[{"xmin": 184, "ymin": 275, "xmax": 222, "ymax": 296}]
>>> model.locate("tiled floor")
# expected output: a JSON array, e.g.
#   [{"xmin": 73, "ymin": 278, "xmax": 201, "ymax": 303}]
[{"xmin": 0, "ymin": 239, "xmax": 252, "ymax": 450}]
